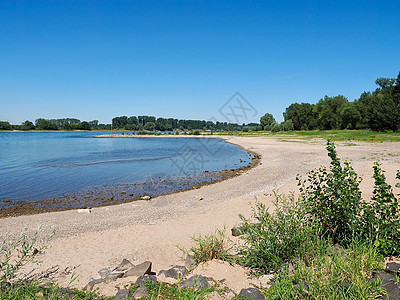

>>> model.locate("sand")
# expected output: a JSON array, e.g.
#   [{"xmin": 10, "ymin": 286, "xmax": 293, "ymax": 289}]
[{"xmin": 1, "ymin": 136, "xmax": 399, "ymax": 295}]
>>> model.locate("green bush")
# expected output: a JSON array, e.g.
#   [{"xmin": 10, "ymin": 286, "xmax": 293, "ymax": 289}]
[{"xmin": 298, "ymin": 141, "xmax": 363, "ymax": 245}]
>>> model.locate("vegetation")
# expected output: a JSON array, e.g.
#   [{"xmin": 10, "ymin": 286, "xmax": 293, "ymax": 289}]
[
  {"xmin": 282, "ymin": 72, "xmax": 400, "ymax": 132},
  {"xmin": 183, "ymin": 141, "xmax": 399, "ymax": 299}
]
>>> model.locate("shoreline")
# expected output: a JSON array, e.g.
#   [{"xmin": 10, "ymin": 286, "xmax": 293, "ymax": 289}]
[
  {"xmin": 0, "ymin": 135, "xmax": 260, "ymax": 218},
  {"xmin": 1, "ymin": 136, "xmax": 399, "ymax": 293}
]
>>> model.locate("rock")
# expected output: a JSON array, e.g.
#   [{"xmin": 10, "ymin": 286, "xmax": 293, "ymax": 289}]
[
  {"xmin": 77, "ymin": 208, "xmax": 91, "ymax": 214},
  {"xmin": 84, "ymin": 278, "xmax": 104, "ymax": 291},
  {"xmin": 181, "ymin": 275, "xmax": 211, "ymax": 290},
  {"xmin": 115, "ymin": 259, "xmax": 134, "ymax": 272},
  {"xmin": 371, "ymin": 270, "xmax": 400, "ymax": 300},
  {"xmin": 98, "ymin": 268, "xmax": 111, "ymax": 278},
  {"xmin": 124, "ymin": 261, "xmax": 152, "ymax": 278},
  {"xmin": 132, "ymin": 286, "xmax": 148, "ymax": 299},
  {"xmin": 135, "ymin": 274, "xmax": 157, "ymax": 287},
  {"xmin": 185, "ymin": 255, "xmax": 197, "ymax": 270},
  {"xmin": 158, "ymin": 266, "xmax": 189, "ymax": 279},
  {"xmin": 231, "ymin": 226, "xmax": 244, "ymax": 237},
  {"xmin": 115, "ymin": 289, "xmax": 131, "ymax": 300},
  {"xmin": 386, "ymin": 262, "xmax": 400, "ymax": 274},
  {"xmin": 3, "ymin": 198, "xmax": 10, "ymax": 203},
  {"xmin": 141, "ymin": 195, "xmax": 151, "ymax": 200},
  {"xmin": 121, "ymin": 191, "xmax": 126, "ymax": 195},
  {"xmin": 105, "ymin": 271, "xmax": 124, "ymax": 283},
  {"xmin": 238, "ymin": 287, "xmax": 265, "ymax": 300}
]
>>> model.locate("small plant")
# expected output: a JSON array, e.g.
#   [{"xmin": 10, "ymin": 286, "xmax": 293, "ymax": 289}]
[
  {"xmin": 179, "ymin": 229, "xmax": 232, "ymax": 265},
  {"xmin": 1, "ymin": 228, "xmax": 53, "ymax": 285}
]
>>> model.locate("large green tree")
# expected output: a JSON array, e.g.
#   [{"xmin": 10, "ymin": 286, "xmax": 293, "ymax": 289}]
[{"xmin": 260, "ymin": 113, "xmax": 276, "ymax": 130}]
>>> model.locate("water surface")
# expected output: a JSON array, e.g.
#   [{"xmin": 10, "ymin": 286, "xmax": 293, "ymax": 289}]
[{"xmin": 0, "ymin": 132, "xmax": 253, "ymax": 210}]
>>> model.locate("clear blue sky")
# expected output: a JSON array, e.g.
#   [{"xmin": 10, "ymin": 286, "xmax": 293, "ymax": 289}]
[{"xmin": 1, "ymin": 0, "xmax": 399, "ymax": 125}]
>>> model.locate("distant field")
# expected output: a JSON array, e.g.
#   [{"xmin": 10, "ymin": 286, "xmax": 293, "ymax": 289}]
[{"xmin": 221, "ymin": 130, "xmax": 400, "ymax": 142}]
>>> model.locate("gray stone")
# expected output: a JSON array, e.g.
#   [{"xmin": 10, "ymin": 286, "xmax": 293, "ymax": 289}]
[
  {"xmin": 238, "ymin": 288, "xmax": 265, "ymax": 300},
  {"xmin": 124, "ymin": 261, "xmax": 152, "ymax": 278},
  {"xmin": 185, "ymin": 255, "xmax": 197, "ymax": 270},
  {"xmin": 84, "ymin": 278, "xmax": 104, "ymax": 291},
  {"xmin": 105, "ymin": 271, "xmax": 124, "ymax": 283},
  {"xmin": 115, "ymin": 289, "xmax": 131, "ymax": 300},
  {"xmin": 98, "ymin": 268, "xmax": 111, "ymax": 278},
  {"xmin": 181, "ymin": 275, "xmax": 211, "ymax": 290},
  {"xmin": 135, "ymin": 275, "xmax": 157, "ymax": 287},
  {"xmin": 386, "ymin": 262, "xmax": 400, "ymax": 274},
  {"xmin": 158, "ymin": 266, "xmax": 189, "ymax": 279},
  {"xmin": 116, "ymin": 259, "xmax": 134, "ymax": 272},
  {"xmin": 231, "ymin": 226, "xmax": 244, "ymax": 237},
  {"xmin": 133, "ymin": 286, "xmax": 148, "ymax": 299},
  {"xmin": 371, "ymin": 271, "xmax": 400, "ymax": 300}
]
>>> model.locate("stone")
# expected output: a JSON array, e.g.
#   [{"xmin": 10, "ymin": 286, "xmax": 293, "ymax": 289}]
[
  {"xmin": 135, "ymin": 274, "xmax": 157, "ymax": 287},
  {"xmin": 238, "ymin": 288, "xmax": 265, "ymax": 300},
  {"xmin": 115, "ymin": 259, "xmax": 134, "ymax": 272},
  {"xmin": 77, "ymin": 208, "xmax": 91, "ymax": 214},
  {"xmin": 115, "ymin": 289, "xmax": 131, "ymax": 300},
  {"xmin": 132, "ymin": 286, "xmax": 148, "ymax": 299},
  {"xmin": 371, "ymin": 271, "xmax": 400, "ymax": 300},
  {"xmin": 185, "ymin": 255, "xmax": 197, "ymax": 270},
  {"xmin": 121, "ymin": 191, "xmax": 126, "ymax": 195},
  {"xmin": 158, "ymin": 266, "xmax": 189, "ymax": 279},
  {"xmin": 231, "ymin": 226, "xmax": 244, "ymax": 237},
  {"xmin": 105, "ymin": 272, "xmax": 124, "ymax": 283},
  {"xmin": 141, "ymin": 195, "xmax": 151, "ymax": 200},
  {"xmin": 386, "ymin": 262, "xmax": 400, "ymax": 274},
  {"xmin": 3, "ymin": 198, "xmax": 10, "ymax": 203},
  {"xmin": 98, "ymin": 268, "xmax": 111, "ymax": 278},
  {"xmin": 181, "ymin": 275, "xmax": 211, "ymax": 290},
  {"xmin": 84, "ymin": 278, "xmax": 104, "ymax": 291},
  {"xmin": 124, "ymin": 261, "xmax": 152, "ymax": 278}
]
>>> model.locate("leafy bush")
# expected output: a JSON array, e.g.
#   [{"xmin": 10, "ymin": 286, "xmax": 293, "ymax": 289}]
[
  {"xmin": 298, "ymin": 141, "xmax": 400, "ymax": 255},
  {"xmin": 298, "ymin": 141, "xmax": 363, "ymax": 245}
]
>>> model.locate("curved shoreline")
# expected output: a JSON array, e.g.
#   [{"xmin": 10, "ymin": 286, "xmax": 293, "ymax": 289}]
[
  {"xmin": 0, "ymin": 135, "xmax": 260, "ymax": 218},
  {"xmin": 1, "ymin": 136, "xmax": 398, "ymax": 292}
]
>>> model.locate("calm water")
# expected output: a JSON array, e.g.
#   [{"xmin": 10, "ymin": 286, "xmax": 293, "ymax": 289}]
[{"xmin": 0, "ymin": 132, "xmax": 252, "ymax": 207}]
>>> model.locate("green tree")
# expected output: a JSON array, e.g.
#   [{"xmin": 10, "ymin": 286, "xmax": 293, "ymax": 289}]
[
  {"xmin": 339, "ymin": 102, "xmax": 362, "ymax": 129},
  {"xmin": 260, "ymin": 113, "xmax": 276, "ymax": 130},
  {"xmin": 20, "ymin": 120, "xmax": 35, "ymax": 131},
  {"xmin": 0, "ymin": 121, "xmax": 11, "ymax": 130},
  {"xmin": 283, "ymin": 102, "xmax": 318, "ymax": 130},
  {"xmin": 316, "ymin": 95, "xmax": 348, "ymax": 130}
]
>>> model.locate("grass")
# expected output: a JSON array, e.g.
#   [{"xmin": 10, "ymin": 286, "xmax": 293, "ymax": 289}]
[
  {"xmin": 130, "ymin": 280, "xmax": 218, "ymax": 300},
  {"xmin": 218, "ymin": 129, "xmax": 400, "ymax": 142},
  {"xmin": 178, "ymin": 229, "xmax": 233, "ymax": 266},
  {"xmin": 270, "ymin": 129, "xmax": 400, "ymax": 142}
]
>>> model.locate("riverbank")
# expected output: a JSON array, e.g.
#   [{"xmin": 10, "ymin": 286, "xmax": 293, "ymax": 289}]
[{"xmin": 1, "ymin": 136, "xmax": 399, "ymax": 294}]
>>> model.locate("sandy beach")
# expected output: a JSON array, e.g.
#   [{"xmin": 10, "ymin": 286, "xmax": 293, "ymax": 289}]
[{"xmin": 1, "ymin": 136, "xmax": 399, "ymax": 295}]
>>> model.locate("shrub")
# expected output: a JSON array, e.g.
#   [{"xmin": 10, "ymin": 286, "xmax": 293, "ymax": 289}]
[{"xmin": 298, "ymin": 141, "xmax": 363, "ymax": 245}]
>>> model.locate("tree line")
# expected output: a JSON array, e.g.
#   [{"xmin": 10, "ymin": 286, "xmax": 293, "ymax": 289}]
[
  {"xmin": 0, "ymin": 119, "xmax": 109, "ymax": 131},
  {"xmin": 260, "ymin": 71, "xmax": 400, "ymax": 132},
  {"xmin": 111, "ymin": 115, "xmax": 258, "ymax": 132},
  {"xmin": 1, "ymin": 71, "xmax": 399, "ymax": 132}
]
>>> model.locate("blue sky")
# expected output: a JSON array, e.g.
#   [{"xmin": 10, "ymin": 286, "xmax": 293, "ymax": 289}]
[{"xmin": 1, "ymin": 0, "xmax": 399, "ymax": 125}]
